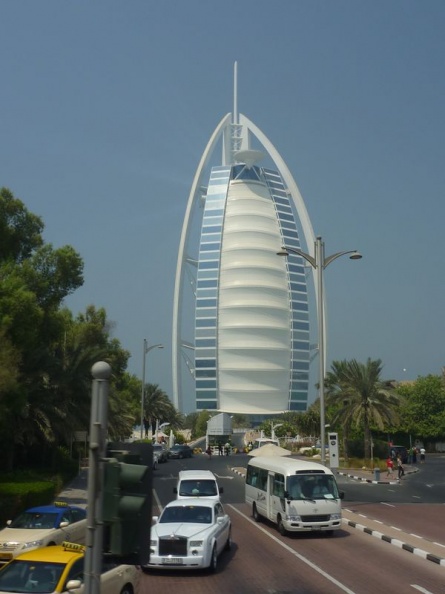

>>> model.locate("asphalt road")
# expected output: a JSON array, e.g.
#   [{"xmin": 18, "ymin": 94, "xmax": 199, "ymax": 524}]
[{"xmin": 60, "ymin": 452, "xmax": 445, "ymax": 593}]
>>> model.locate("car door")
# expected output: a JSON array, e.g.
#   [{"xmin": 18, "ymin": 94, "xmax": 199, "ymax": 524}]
[{"xmin": 213, "ymin": 503, "xmax": 227, "ymax": 554}]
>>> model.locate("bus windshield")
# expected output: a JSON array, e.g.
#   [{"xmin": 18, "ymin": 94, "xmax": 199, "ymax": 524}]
[{"xmin": 286, "ymin": 474, "xmax": 339, "ymax": 500}]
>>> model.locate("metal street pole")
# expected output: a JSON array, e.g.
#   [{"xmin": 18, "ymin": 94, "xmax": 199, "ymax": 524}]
[
  {"xmin": 84, "ymin": 361, "xmax": 112, "ymax": 594},
  {"xmin": 277, "ymin": 237, "xmax": 362, "ymax": 465},
  {"xmin": 140, "ymin": 340, "xmax": 164, "ymax": 440}
]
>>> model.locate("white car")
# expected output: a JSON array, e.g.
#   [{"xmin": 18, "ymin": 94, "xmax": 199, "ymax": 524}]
[
  {"xmin": 0, "ymin": 503, "xmax": 86, "ymax": 565},
  {"xmin": 174, "ymin": 470, "xmax": 223, "ymax": 500},
  {"xmin": 143, "ymin": 498, "xmax": 231, "ymax": 572}
]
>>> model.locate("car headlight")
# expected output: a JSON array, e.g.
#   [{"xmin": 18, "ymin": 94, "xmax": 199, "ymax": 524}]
[
  {"xmin": 23, "ymin": 540, "xmax": 44, "ymax": 549},
  {"xmin": 287, "ymin": 515, "xmax": 301, "ymax": 522},
  {"xmin": 330, "ymin": 513, "xmax": 341, "ymax": 520},
  {"xmin": 189, "ymin": 540, "xmax": 203, "ymax": 547}
]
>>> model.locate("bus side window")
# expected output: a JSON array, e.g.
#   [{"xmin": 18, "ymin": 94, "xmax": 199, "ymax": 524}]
[{"xmin": 273, "ymin": 474, "xmax": 285, "ymax": 498}]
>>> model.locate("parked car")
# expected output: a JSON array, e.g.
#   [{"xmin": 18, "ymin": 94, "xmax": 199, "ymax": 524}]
[
  {"xmin": 0, "ymin": 502, "xmax": 87, "ymax": 565},
  {"xmin": 143, "ymin": 498, "xmax": 231, "ymax": 572},
  {"xmin": 390, "ymin": 445, "xmax": 408, "ymax": 464},
  {"xmin": 0, "ymin": 540, "xmax": 138, "ymax": 594},
  {"xmin": 168, "ymin": 444, "xmax": 193, "ymax": 459},
  {"xmin": 152, "ymin": 444, "xmax": 169, "ymax": 463}
]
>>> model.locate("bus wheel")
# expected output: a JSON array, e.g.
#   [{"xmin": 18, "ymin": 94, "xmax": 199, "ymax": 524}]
[
  {"xmin": 277, "ymin": 516, "xmax": 287, "ymax": 536},
  {"xmin": 252, "ymin": 504, "xmax": 261, "ymax": 522}
]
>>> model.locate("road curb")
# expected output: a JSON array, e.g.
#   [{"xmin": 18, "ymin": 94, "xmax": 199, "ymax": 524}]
[
  {"xmin": 336, "ymin": 470, "xmax": 400, "ymax": 485},
  {"xmin": 342, "ymin": 512, "xmax": 445, "ymax": 567}
]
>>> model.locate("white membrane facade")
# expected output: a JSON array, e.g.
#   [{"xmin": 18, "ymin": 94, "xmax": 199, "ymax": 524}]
[{"xmin": 172, "ymin": 66, "xmax": 318, "ymax": 414}]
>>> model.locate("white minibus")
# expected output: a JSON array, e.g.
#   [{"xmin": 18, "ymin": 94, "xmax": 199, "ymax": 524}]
[{"xmin": 245, "ymin": 456, "xmax": 343, "ymax": 535}]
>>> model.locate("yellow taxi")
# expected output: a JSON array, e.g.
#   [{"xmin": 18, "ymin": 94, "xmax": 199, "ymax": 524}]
[{"xmin": 0, "ymin": 541, "xmax": 138, "ymax": 594}]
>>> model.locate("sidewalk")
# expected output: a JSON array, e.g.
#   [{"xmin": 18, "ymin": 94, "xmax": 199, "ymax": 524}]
[
  {"xmin": 336, "ymin": 464, "xmax": 418, "ymax": 484},
  {"xmin": 231, "ymin": 463, "xmax": 445, "ymax": 567}
]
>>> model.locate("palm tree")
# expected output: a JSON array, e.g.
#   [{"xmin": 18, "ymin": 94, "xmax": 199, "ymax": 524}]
[
  {"xmin": 143, "ymin": 384, "xmax": 176, "ymax": 435},
  {"xmin": 325, "ymin": 358, "xmax": 403, "ymax": 462}
]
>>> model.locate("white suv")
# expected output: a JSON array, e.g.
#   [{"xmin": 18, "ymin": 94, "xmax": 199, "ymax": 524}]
[{"xmin": 174, "ymin": 470, "xmax": 223, "ymax": 500}]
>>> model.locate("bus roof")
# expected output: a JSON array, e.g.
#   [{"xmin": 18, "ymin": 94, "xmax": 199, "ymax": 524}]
[{"xmin": 247, "ymin": 456, "xmax": 334, "ymax": 475}]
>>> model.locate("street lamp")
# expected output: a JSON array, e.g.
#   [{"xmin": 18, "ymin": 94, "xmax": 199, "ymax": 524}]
[
  {"xmin": 271, "ymin": 422, "xmax": 283, "ymax": 441},
  {"xmin": 277, "ymin": 236, "xmax": 362, "ymax": 464},
  {"xmin": 140, "ymin": 339, "xmax": 164, "ymax": 439}
]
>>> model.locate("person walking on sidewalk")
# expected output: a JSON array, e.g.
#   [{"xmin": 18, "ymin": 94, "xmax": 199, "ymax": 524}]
[
  {"xmin": 386, "ymin": 456, "xmax": 394, "ymax": 478},
  {"xmin": 397, "ymin": 454, "xmax": 405, "ymax": 480}
]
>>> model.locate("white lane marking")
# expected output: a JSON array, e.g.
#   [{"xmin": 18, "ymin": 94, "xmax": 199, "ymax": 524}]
[
  {"xmin": 381, "ymin": 502, "xmax": 395, "ymax": 507},
  {"xmin": 152, "ymin": 489, "xmax": 163, "ymax": 513},
  {"xmin": 228, "ymin": 504, "xmax": 357, "ymax": 594},
  {"xmin": 411, "ymin": 585, "xmax": 434, "ymax": 594}
]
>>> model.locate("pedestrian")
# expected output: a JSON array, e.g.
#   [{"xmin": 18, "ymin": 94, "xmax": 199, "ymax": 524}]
[
  {"xmin": 206, "ymin": 445, "xmax": 212, "ymax": 460},
  {"xmin": 386, "ymin": 456, "xmax": 394, "ymax": 478},
  {"xmin": 420, "ymin": 447, "xmax": 426, "ymax": 463},
  {"xmin": 225, "ymin": 441, "xmax": 230, "ymax": 456},
  {"xmin": 396, "ymin": 454, "xmax": 405, "ymax": 480},
  {"xmin": 218, "ymin": 442, "xmax": 223, "ymax": 456}
]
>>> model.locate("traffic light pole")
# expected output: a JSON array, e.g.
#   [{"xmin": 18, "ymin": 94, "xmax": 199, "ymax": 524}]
[{"xmin": 84, "ymin": 362, "xmax": 112, "ymax": 594}]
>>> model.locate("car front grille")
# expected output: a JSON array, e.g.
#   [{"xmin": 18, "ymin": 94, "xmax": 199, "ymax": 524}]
[
  {"xmin": 159, "ymin": 536, "xmax": 188, "ymax": 556},
  {"xmin": 301, "ymin": 515, "xmax": 330, "ymax": 523}
]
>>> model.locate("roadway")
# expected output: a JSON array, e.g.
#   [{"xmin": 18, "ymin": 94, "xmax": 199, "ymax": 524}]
[
  {"xmin": 142, "ymin": 452, "xmax": 445, "ymax": 593},
  {"xmin": 61, "ymin": 451, "xmax": 445, "ymax": 593}
]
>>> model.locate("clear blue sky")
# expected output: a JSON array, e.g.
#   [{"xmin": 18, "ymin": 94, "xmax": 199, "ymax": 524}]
[{"xmin": 2, "ymin": 1, "xmax": 444, "ymax": 405}]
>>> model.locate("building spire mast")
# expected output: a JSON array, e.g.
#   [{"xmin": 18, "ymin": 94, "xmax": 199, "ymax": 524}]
[{"xmin": 233, "ymin": 61, "xmax": 238, "ymax": 125}]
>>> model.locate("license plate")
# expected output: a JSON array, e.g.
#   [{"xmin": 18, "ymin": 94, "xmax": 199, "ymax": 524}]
[
  {"xmin": 310, "ymin": 526, "xmax": 321, "ymax": 531},
  {"xmin": 162, "ymin": 557, "xmax": 183, "ymax": 565}
]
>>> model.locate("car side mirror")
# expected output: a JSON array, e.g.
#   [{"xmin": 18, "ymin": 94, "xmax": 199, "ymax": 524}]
[
  {"xmin": 59, "ymin": 521, "xmax": 69, "ymax": 528},
  {"xmin": 219, "ymin": 487, "xmax": 224, "ymax": 494},
  {"xmin": 66, "ymin": 580, "xmax": 82, "ymax": 591},
  {"xmin": 173, "ymin": 487, "xmax": 178, "ymax": 494},
  {"xmin": 284, "ymin": 490, "xmax": 290, "ymax": 499},
  {"xmin": 339, "ymin": 491, "xmax": 345, "ymax": 500}
]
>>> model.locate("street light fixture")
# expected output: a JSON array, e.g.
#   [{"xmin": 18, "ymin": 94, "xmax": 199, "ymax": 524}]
[
  {"xmin": 140, "ymin": 339, "xmax": 164, "ymax": 440},
  {"xmin": 271, "ymin": 422, "xmax": 283, "ymax": 441},
  {"xmin": 277, "ymin": 236, "xmax": 362, "ymax": 464}
]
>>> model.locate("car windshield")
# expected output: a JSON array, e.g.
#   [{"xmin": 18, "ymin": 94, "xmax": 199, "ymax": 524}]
[
  {"xmin": 9, "ymin": 512, "xmax": 58, "ymax": 529},
  {"xmin": 0, "ymin": 560, "xmax": 65, "ymax": 593},
  {"xmin": 287, "ymin": 474, "xmax": 339, "ymax": 500},
  {"xmin": 160, "ymin": 505, "xmax": 212, "ymax": 524},
  {"xmin": 179, "ymin": 480, "xmax": 217, "ymax": 497}
]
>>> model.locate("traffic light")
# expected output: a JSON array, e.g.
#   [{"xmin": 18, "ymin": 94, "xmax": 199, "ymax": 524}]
[{"xmin": 102, "ymin": 457, "xmax": 152, "ymax": 565}]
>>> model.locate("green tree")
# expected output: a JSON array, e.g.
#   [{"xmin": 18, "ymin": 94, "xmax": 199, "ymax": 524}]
[
  {"xmin": 325, "ymin": 358, "xmax": 404, "ymax": 462},
  {"xmin": 195, "ymin": 410, "xmax": 212, "ymax": 438},
  {"xmin": 143, "ymin": 384, "xmax": 176, "ymax": 435},
  {"xmin": 397, "ymin": 375, "xmax": 445, "ymax": 441}
]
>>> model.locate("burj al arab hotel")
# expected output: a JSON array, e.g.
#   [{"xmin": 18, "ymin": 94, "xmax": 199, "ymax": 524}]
[{"xmin": 172, "ymin": 64, "xmax": 318, "ymax": 416}]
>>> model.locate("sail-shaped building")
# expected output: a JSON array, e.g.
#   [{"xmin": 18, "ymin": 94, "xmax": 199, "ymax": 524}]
[{"xmin": 172, "ymin": 65, "xmax": 319, "ymax": 415}]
